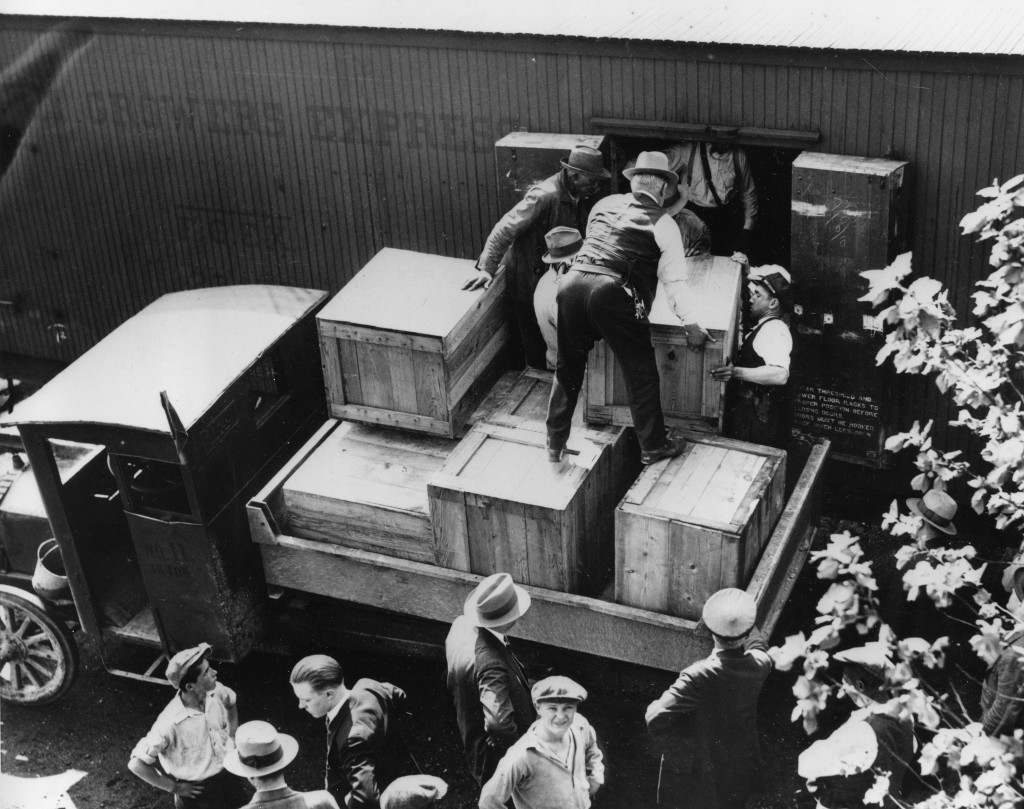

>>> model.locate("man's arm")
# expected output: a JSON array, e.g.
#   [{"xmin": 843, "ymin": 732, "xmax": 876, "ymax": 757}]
[
  {"xmin": 476, "ymin": 184, "xmax": 552, "ymax": 275},
  {"xmin": 338, "ymin": 728, "xmax": 383, "ymax": 809},
  {"xmin": 477, "ymin": 663, "xmax": 524, "ymax": 748},
  {"xmin": 711, "ymin": 364, "xmax": 789, "ymax": 385},
  {"xmin": 478, "ymin": 749, "xmax": 523, "ymax": 809},
  {"xmin": 982, "ymin": 649, "xmax": 1024, "ymax": 736},
  {"xmin": 734, "ymin": 147, "xmax": 758, "ymax": 231},
  {"xmin": 582, "ymin": 721, "xmax": 605, "ymax": 794},
  {"xmin": 214, "ymin": 682, "xmax": 239, "ymax": 737},
  {"xmin": 653, "ymin": 215, "xmax": 709, "ymax": 348},
  {"xmin": 645, "ymin": 668, "xmax": 700, "ymax": 726},
  {"xmin": 127, "ymin": 757, "xmax": 203, "ymax": 799}
]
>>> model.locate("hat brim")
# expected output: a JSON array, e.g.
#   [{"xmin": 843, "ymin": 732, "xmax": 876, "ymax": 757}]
[
  {"xmin": 906, "ymin": 498, "xmax": 957, "ymax": 535},
  {"xmin": 622, "ymin": 166, "xmax": 679, "ymax": 184},
  {"xmin": 541, "ymin": 248, "xmax": 580, "ymax": 264},
  {"xmin": 223, "ymin": 734, "xmax": 299, "ymax": 778},
  {"xmin": 560, "ymin": 160, "xmax": 611, "ymax": 179},
  {"xmin": 464, "ymin": 583, "xmax": 532, "ymax": 628}
]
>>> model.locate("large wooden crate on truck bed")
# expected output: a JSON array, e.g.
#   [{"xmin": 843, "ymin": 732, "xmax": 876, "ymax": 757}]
[
  {"xmin": 615, "ymin": 434, "xmax": 786, "ymax": 620},
  {"xmin": 586, "ymin": 255, "xmax": 742, "ymax": 433},
  {"xmin": 317, "ymin": 248, "xmax": 509, "ymax": 438}
]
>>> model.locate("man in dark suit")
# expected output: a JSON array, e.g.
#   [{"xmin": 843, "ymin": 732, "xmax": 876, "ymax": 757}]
[
  {"xmin": 445, "ymin": 572, "xmax": 535, "ymax": 785},
  {"xmin": 289, "ymin": 654, "xmax": 406, "ymax": 809}
]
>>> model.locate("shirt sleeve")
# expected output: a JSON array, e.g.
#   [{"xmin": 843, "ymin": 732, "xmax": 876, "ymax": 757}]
[
  {"xmin": 477, "ymin": 183, "xmax": 552, "ymax": 274},
  {"xmin": 130, "ymin": 721, "xmax": 171, "ymax": 767},
  {"xmin": 582, "ymin": 721, "xmax": 605, "ymax": 789},
  {"xmin": 645, "ymin": 668, "xmax": 700, "ymax": 727},
  {"xmin": 734, "ymin": 148, "xmax": 758, "ymax": 230},
  {"xmin": 654, "ymin": 215, "xmax": 701, "ymax": 328},
  {"xmin": 750, "ymin": 320, "xmax": 792, "ymax": 370},
  {"xmin": 478, "ymin": 749, "xmax": 524, "ymax": 809},
  {"xmin": 213, "ymin": 682, "xmax": 237, "ymax": 709}
]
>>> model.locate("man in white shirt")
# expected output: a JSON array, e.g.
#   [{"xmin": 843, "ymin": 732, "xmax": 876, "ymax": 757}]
[{"xmin": 128, "ymin": 642, "xmax": 248, "ymax": 808}]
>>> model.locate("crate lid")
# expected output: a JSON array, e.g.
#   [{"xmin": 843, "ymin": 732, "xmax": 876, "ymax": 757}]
[
  {"xmin": 431, "ymin": 423, "xmax": 602, "ymax": 510},
  {"xmin": 623, "ymin": 436, "xmax": 780, "ymax": 531},
  {"xmin": 792, "ymin": 152, "xmax": 909, "ymax": 175},
  {"xmin": 648, "ymin": 255, "xmax": 741, "ymax": 331},
  {"xmin": 494, "ymin": 132, "xmax": 604, "ymax": 150},
  {"xmin": 284, "ymin": 422, "xmax": 454, "ymax": 515},
  {"xmin": 318, "ymin": 248, "xmax": 490, "ymax": 338}
]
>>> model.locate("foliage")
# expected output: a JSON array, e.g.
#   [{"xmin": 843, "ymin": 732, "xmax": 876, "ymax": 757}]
[{"xmin": 773, "ymin": 176, "xmax": 1024, "ymax": 807}]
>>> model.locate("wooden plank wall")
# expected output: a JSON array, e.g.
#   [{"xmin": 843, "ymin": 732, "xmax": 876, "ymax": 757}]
[{"xmin": 2, "ymin": 18, "xmax": 1023, "ymax": 452}]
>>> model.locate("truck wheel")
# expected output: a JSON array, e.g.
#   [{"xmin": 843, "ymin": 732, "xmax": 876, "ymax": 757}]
[{"xmin": 0, "ymin": 588, "xmax": 79, "ymax": 705}]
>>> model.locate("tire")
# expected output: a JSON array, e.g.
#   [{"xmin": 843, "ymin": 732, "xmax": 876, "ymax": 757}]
[{"xmin": 0, "ymin": 588, "xmax": 79, "ymax": 705}]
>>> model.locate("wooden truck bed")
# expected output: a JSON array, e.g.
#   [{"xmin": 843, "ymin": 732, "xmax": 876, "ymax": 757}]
[{"xmin": 247, "ymin": 421, "xmax": 829, "ymax": 672}]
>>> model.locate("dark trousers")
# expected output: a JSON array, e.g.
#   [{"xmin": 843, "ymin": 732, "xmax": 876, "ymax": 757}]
[
  {"xmin": 173, "ymin": 768, "xmax": 250, "ymax": 809},
  {"xmin": 722, "ymin": 382, "xmax": 790, "ymax": 449},
  {"xmin": 686, "ymin": 200, "xmax": 745, "ymax": 257},
  {"xmin": 547, "ymin": 270, "xmax": 667, "ymax": 452},
  {"xmin": 511, "ymin": 262, "xmax": 549, "ymax": 370}
]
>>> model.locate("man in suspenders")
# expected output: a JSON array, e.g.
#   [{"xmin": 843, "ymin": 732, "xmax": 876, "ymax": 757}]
[{"xmin": 711, "ymin": 266, "xmax": 793, "ymax": 449}]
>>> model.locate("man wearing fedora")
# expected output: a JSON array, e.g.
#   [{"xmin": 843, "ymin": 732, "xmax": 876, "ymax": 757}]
[
  {"xmin": 546, "ymin": 150, "xmax": 710, "ymax": 465},
  {"xmin": 645, "ymin": 588, "xmax": 772, "ymax": 809},
  {"xmin": 466, "ymin": 144, "xmax": 610, "ymax": 370},
  {"xmin": 533, "ymin": 226, "xmax": 583, "ymax": 370},
  {"xmin": 225, "ymin": 720, "xmax": 339, "ymax": 809},
  {"xmin": 445, "ymin": 572, "xmax": 535, "ymax": 785},
  {"xmin": 129, "ymin": 642, "xmax": 249, "ymax": 808},
  {"xmin": 711, "ymin": 265, "xmax": 794, "ymax": 449},
  {"xmin": 289, "ymin": 654, "xmax": 406, "ymax": 809}
]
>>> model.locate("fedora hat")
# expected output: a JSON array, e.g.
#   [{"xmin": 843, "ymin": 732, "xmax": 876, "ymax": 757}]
[
  {"xmin": 622, "ymin": 151, "xmax": 678, "ymax": 184},
  {"xmin": 380, "ymin": 775, "xmax": 449, "ymax": 809},
  {"xmin": 464, "ymin": 572, "xmax": 531, "ymax": 629},
  {"xmin": 701, "ymin": 588, "xmax": 756, "ymax": 639},
  {"xmin": 906, "ymin": 488, "xmax": 957, "ymax": 535},
  {"xmin": 542, "ymin": 226, "xmax": 583, "ymax": 264},
  {"xmin": 223, "ymin": 721, "xmax": 299, "ymax": 778},
  {"xmin": 560, "ymin": 145, "xmax": 610, "ymax": 178}
]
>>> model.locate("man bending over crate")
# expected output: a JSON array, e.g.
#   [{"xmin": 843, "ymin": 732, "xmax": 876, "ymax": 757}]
[{"xmin": 545, "ymin": 151, "xmax": 710, "ymax": 465}]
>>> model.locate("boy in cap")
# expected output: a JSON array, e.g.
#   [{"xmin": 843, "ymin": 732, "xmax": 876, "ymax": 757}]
[
  {"xmin": 225, "ymin": 720, "xmax": 339, "ymax": 809},
  {"xmin": 798, "ymin": 644, "xmax": 915, "ymax": 808},
  {"xmin": 479, "ymin": 676, "xmax": 604, "ymax": 809},
  {"xmin": 711, "ymin": 265, "xmax": 793, "ymax": 448},
  {"xmin": 445, "ymin": 572, "xmax": 535, "ymax": 785},
  {"xmin": 533, "ymin": 226, "xmax": 583, "ymax": 371},
  {"xmin": 379, "ymin": 775, "xmax": 448, "ymax": 809},
  {"xmin": 645, "ymin": 588, "xmax": 772, "ymax": 809},
  {"xmin": 128, "ymin": 642, "xmax": 248, "ymax": 808},
  {"xmin": 467, "ymin": 145, "xmax": 610, "ymax": 370}
]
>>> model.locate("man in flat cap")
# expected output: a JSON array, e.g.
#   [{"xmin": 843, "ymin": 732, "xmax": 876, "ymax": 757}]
[
  {"xmin": 466, "ymin": 145, "xmax": 610, "ymax": 370},
  {"xmin": 379, "ymin": 775, "xmax": 448, "ymax": 809},
  {"xmin": 128, "ymin": 642, "xmax": 248, "ymax": 808},
  {"xmin": 479, "ymin": 675, "xmax": 604, "ymax": 809},
  {"xmin": 289, "ymin": 654, "xmax": 406, "ymax": 809},
  {"xmin": 798, "ymin": 644, "xmax": 915, "ymax": 808},
  {"xmin": 711, "ymin": 265, "xmax": 794, "ymax": 449},
  {"xmin": 446, "ymin": 572, "xmax": 535, "ymax": 785},
  {"xmin": 645, "ymin": 588, "xmax": 772, "ymax": 809},
  {"xmin": 225, "ymin": 720, "xmax": 339, "ymax": 809}
]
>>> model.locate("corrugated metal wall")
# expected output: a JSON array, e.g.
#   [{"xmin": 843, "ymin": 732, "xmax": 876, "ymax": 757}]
[{"xmin": 2, "ymin": 19, "xmax": 1023, "ymax": 450}]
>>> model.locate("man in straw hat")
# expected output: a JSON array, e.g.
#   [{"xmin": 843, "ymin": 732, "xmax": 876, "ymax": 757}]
[
  {"xmin": 711, "ymin": 264, "xmax": 795, "ymax": 448},
  {"xmin": 379, "ymin": 775, "xmax": 448, "ymax": 809},
  {"xmin": 466, "ymin": 144, "xmax": 610, "ymax": 370},
  {"xmin": 546, "ymin": 150, "xmax": 710, "ymax": 465},
  {"xmin": 446, "ymin": 572, "xmax": 535, "ymax": 785},
  {"xmin": 128, "ymin": 642, "xmax": 249, "ymax": 808},
  {"xmin": 645, "ymin": 588, "xmax": 772, "ymax": 809},
  {"xmin": 289, "ymin": 654, "xmax": 406, "ymax": 809},
  {"xmin": 225, "ymin": 720, "xmax": 339, "ymax": 809},
  {"xmin": 533, "ymin": 226, "xmax": 584, "ymax": 370},
  {"xmin": 479, "ymin": 675, "xmax": 604, "ymax": 809}
]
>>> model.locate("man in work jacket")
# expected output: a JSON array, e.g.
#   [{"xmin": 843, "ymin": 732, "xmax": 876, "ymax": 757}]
[
  {"xmin": 446, "ymin": 572, "xmax": 535, "ymax": 785},
  {"xmin": 465, "ymin": 145, "xmax": 609, "ymax": 370},
  {"xmin": 664, "ymin": 139, "xmax": 758, "ymax": 262},
  {"xmin": 711, "ymin": 265, "xmax": 793, "ymax": 448},
  {"xmin": 289, "ymin": 654, "xmax": 406, "ymax": 808},
  {"xmin": 545, "ymin": 150, "xmax": 709, "ymax": 465},
  {"xmin": 645, "ymin": 588, "xmax": 773, "ymax": 809}
]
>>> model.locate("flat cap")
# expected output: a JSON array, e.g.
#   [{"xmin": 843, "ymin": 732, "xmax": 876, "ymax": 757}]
[
  {"xmin": 833, "ymin": 643, "xmax": 892, "ymax": 677},
  {"xmin": 701, "ymin": 588, "xmax": 756, "ymax": 639},
  {"xmin": 531, "ymin": 675, "xmax": 588, "ymax": 704},
  {"xmin": 380, "ymin": 775, "xmax": 448, "ymax": 809},
  {"xmin": 165, "ymin": 642, "xmax": 212, "ymax": 689},
  {"xmin": 798, "ymin": 719, "xmax": 877, "ymax": 780}
]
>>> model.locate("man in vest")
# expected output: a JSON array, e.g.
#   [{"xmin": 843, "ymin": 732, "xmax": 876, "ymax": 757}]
[
  {"xmin": 711, "ymin": 265, "xmax": 793, "ymax": 448},
  {"xmin": 545, "ymin": 151, "xmax": 709, "ymax": 465},
  {"xmin": 465, "ymin": 145, "xmax": 610, "ymax": 370}
]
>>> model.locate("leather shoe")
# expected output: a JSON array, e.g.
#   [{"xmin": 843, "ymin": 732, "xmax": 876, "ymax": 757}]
[
  {"xmin": 640, "ymin": 436, "xmax": 687, "ymax": 465},
  {"xmin": 546, "ymin": 444, "xmax": 563, "ymax": 462}
]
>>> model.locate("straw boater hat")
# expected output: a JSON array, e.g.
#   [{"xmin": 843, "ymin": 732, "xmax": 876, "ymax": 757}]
[
  {"xmin": 701, "ymin": 588, "xmax": 756, "ymax": 639},
  {"xmin": 223, "ymin": 721, "xmax": 300, "ymax": 778},
  {"xmin": 541, "ymin": 227, "xmax": 583, "ymax": 264},
  {"xmin": 622, "ymin": 151, "xmax": 679, "ymax": 184},
  {"xmin": 464, "ymin": 572, "xmax": 531, "ymax": 629},
  {"xmin": 560, "ymin": 145, "xmax": 611, "ymax": 178},
  {"xmin": 165, "ymin": 642, "xmax": 212, "ymax": 689},
  {"xmin": 906, "ymin": 488, "xmax": 958, "ymax": 536},
  {"xmin": 380, "ymin": 775, "xmax": 449, "ymax": 809}
]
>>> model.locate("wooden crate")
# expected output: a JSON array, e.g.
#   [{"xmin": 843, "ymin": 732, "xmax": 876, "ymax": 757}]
[
  {"xmin": 317, "ymin": 248, "xmax": 509, "ymax": 438},
  {"xmin": 472, "ymin": 367, "xmax": 584, "ymax": 433},
  {"xmin": 585, "ymin": 255, "xmax": 741, "ymax": 433},
  {"xmin": 428, "ymin": 421, "xmax": 636, "ymax": 593},
  {"xmin": 278, "ymin": 421, "xmax": 457, "ymax": 565},
  {"xmin": 615, "ymin": 434, "xmax": 786, "ymax": 620}
]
